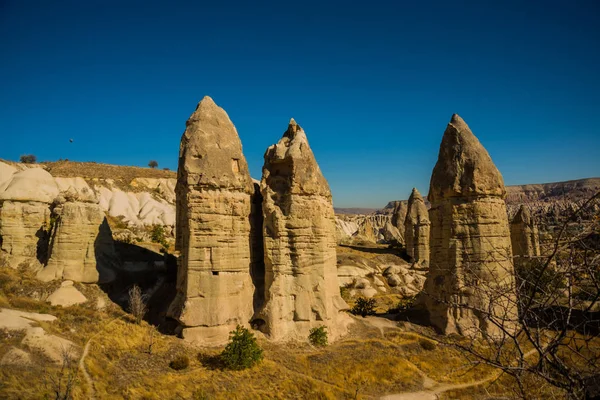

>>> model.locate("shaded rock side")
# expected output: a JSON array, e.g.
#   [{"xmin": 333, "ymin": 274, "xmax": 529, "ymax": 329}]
[
  {"xmin": 404, "ymin": 188, "xmax": 430, "ymax": 266},
  {"xmin": 0, "ymin": 169, "xmax": 58, "ymax": 267},
  {"xmin": 255, "ymin": 119, "xmax": 349, "ymax": 341},
  {"xmin": 422, "ymin": 114, "xmax": 518, "ymax": 339},
  {"xmin": 168, "ymin": 96, "xmax": 255, "ymax": 344},
  {"xmin": 38, "ymin": 199, "xmax": 119, "ymax": 284},
  {"xmin": 391, "ymin": 201, "xmax": 408, "ymax": 235},
  {"xmin": 510, "ymin": 205, "xmax": 541, "ymax": 268}
]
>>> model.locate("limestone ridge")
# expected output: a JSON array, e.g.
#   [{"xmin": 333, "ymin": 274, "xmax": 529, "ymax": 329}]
[
  {"xmin": 510, "ymin": 205, "xmax": 541, "ymax": 265},
  {"xmin": 403, "ymin": 188, "xmax": 430, "ymax": 267},
  {"xmin": 168, "ymin": 96, "xmax": 256, "ymax": 345},
  {"xmin": 423, "ymin": 114, "xmax": 518, "ymax": 339},
  {"xmin": 255, "ymin": 119, "xmax": 349, "ymax": 341}
]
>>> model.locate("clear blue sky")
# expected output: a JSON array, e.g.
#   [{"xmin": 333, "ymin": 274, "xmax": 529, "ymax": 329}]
[{"xmin": 1, "ymin": 1, "xmax": 599, "ymax": 208}]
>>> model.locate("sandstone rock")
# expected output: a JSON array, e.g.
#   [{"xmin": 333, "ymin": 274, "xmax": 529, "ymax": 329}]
[
  {"xmin": 387, "ymin": 274, "xmax": 402, "ymax": 287},
  {"xmin": 353, "ymin": 277, "xmax": 370, "ymax": 289},
  {"xmin": 38, "ymin": 198, "xmax": 119, "ymax": 283},
  {"xmin": 510, "ymin": 205, "xmax": 541, "ymax": 268},
  {"xmin": 0, "ymin": 347, "xmax": 32, "ymax": 367},
  {"xmin": 254, "ymin": 119, "xmax": 349, "ymax": 341},
  {"xmin": 337, "ymin": 264, "xmax": 372, "ymax": 287},
  {"xmin": 46, "ymin": 281, "xmax": 88, "ymax": 306},
  {"xmin": 168, "ymin": 96, "xmax": 255, "ymax": 345},
  {"xmin": 391, "ymin": 201, "xmax": 408, "ymax": 235},
  {"xmin": 0, "ymin": 161, "xmax": 17, "ymax": 188},
  {"xmin": 404, "ymin": 188, "xmax": 430, "ymax": 266},
  {"xmin": 0, "ymin": 169, "xmax": 58, "ymax": 267},
  {"xmin": 422, "ymin": 114, "xmax": 518, "ymax": 339},
  {"xmin": 360, "ymin": 287, "xmax": 378, "ymax": 298},
  {"xmin": 22, "ymin": 326, "xmax": 78, "ymax": 364}
]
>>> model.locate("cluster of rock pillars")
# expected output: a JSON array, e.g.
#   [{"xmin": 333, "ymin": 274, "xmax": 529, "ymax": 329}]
[{"xmin": 0, "ymin": 96, "xmax": 541, "ymax": 345}]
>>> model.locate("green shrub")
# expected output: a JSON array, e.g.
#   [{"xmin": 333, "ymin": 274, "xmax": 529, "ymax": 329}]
[
  {"xmin": 19, "ymin": 154, "xmax": 37, "ymax": 164},
  {"xmin": 340, "ymin": 286, "xmax": 352, "ymax": 302},
  {"xmin": 387, "ymin": 296, "xmax": 416, "ymax": 314},
  {"xmin": 220, "ymin": 325, "xmax": 263, "ymax": 370},
  {"xmin": 350, "ymin": 297, "xmax": 377, "ymax": 317},
  {"xmin": 419, "ymin": 338, "xmax": 437, "ymax": 351},
  {"xmin": 169, "ymin": 354, "xmax": 189, "ymax": 370},
  {"xmin": 308, "ymin": 326, "xmax": 328, "ymax": 347}
]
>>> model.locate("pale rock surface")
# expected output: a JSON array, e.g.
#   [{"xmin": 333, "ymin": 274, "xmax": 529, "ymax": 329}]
[
  {"xmin": 0, "ymin": 169, "xmax": 58, "ymax": 267},
  {"xmin": 168, "ymin": 96, "xmax": 255, "ymax": 345},
  {"xmin": 22, "ymin": 327, "xmax": 79, "ymax": 364},
  {"xmin": 38, "ymin": 198, "xmax": 118, "ymax": 283},
  {"xmin": 422, "ymin": 114, "xmax": 518, "ymax": 339},
  {"xmin": 0, "ymin": 308, "xmax": 76, "ymax": 364},
  {"xmin": 391, "ymin": 201, "xmax": 408, "ymax": 236},
  {"xmin": 0, "ymin": 347, "xmax": 32, "ymax": 367},
  {"xmin": 337, "ymin": 264, "xmax": 373, "ymax": 287},
  {"xmin": 510, "ymin": 205, "xmax": 541, "ymax": 267},
  {"xmin": 0, "ymin": 161, "xmax": 17, "ymax": 188},
  {"xmin": 404, "ymin": 188, "xmax": 430, "ymax": 266},
  {"xmin": 46, "ymin": 281, "xmax": 88, "ymax": 306},
  {"xmin": 255, "ymin": 119, "xmax": 350, "ymax": 341}
]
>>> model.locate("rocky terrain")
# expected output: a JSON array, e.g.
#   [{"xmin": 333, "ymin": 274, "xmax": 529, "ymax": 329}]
[{"xmin": 0, "ymin": 98, "xmax": 598, "ymax": 398}]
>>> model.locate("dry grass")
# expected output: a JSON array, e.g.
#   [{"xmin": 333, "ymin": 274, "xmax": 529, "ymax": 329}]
[{"xmin": 43, "ymin": 160, "xmax": 175, "ymax": 180}]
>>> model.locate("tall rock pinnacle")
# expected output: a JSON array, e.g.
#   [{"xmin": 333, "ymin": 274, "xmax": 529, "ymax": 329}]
[
  {"xmin": 168, "ymin": 96, "xmax": 256, "ymax": 345},
  {"xmin": 403, "ymin": 188, "xmax": 430, "ymax": 267},
  {"xmin": 422, "ymin": 114, "xmax": 518, "ymax": 339},
  {"xmin": 253, "ymin": 119, "xmax": 349, "ymax": 341}
]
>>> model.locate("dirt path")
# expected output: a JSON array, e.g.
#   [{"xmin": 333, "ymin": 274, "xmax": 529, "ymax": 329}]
[{"xmin": 78, "ymin": 315, "xmax": 125, "ymax": 399}]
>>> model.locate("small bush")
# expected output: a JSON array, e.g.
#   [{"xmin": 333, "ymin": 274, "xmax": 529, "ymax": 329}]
[
  {"xmin": 340, "ymin": 286, "xmax": 352, "ymax": 302},
  {"xmin": 220, "ymin": 325, "xmax": 263, "ymax": 370},
  {"xmin": 419, "ymin": 338, "xmax": 437, "ymax": 351},
  {"xmin": 19, "ymin": 154, "xmax": 37, "ymax": 164},
  {"xmin": 148, "ymin": 160, "xmax": 158, "ymax": 168},
  {"xmin": 350, "ymin": 297, "xmax": 377, "ymax": 317},
  {"xmin": 308, "ymin": 326, "xmax": 328, "ymax": 347},
  {"xmin": 169, "ymin": 354, "xmax": 190, "ymax": 370}
]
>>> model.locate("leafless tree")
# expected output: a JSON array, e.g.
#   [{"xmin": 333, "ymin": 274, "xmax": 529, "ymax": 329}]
[
  {"xmin": 128, "ymin": 285, "xmax": 147, "ymax": 324},
  {"xmin": 44, "ymin": 346, "xmax": 78, "ymax": 400},
  {"xmin": 424, "ymin": 191, "xmax": 600, "ymax": 399}
]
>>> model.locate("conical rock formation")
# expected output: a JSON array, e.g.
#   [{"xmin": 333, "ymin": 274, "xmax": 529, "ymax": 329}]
[
  {"xmin": 423, "ymin": 114, "xmax": 518, "ymax": 339},
  {"xmin": 254, "ymin": 119, "xmax": 349, "ymax": 341},
  {"xmin": 510, "ymin": 205, "xmax": 541, "ymax": 268},
  {"xmin": 404, "ymin": 188, "xmax": 430, "ymax": 267},
  {"xmin": 168, "ymin": 96, "xmax": 255, "ymax": 345}
]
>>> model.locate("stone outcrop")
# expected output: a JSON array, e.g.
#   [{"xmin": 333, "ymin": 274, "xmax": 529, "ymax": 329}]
[
  {"xmin": 0, "ymin": 168, "xmax": 58, "ymax": 268},
  {"xmin": 404, "ymin": 188, "xmax": 430, "ymax": 267},
  {"xmin": 391, "ymin": 201, "xmax": 408, "ymax": 234},
  {"xmin": 38, "ymin": 184, "xmax": 118, "ymax": 283},
  {"xmin": 168, "ymin": 96, "xmax": 255, "ymax": 345},
  {"xmin": 422, "ymin": 114, "xmax": 518, "ymax": 339},
  {"xmin": 510, "ymin": 205, "xmax": 541, "ymax": 268},
  {"xmin": 254, "ymin": 119, "xmax": 349, "ymax": 341}
]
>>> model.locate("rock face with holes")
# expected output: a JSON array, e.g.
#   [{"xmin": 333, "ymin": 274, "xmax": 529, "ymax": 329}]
[
  {"xmin": 404, "ymin": 188, "xmax": 430, "ymax": 267},
  {"xmin": 0, "ymin": 168, "xmax": 59, "ymax": 268},
  {"xmin": 422, "ymin": 114, "xmax": 518, "ymax": 339},
  {"xmin": 168, "ymin": 96, "xmax": 255, "ymax": 345},
  {"xmin": 254, "ymin": 119, "xmax": 349, "ymax": 341},
  {"xmin": 37, "ymin": 185, "xmax": 119, "ymax": 283},
  {"xmin": 510, "ymin": 205, "xmax": 541, "ymax": 269}
]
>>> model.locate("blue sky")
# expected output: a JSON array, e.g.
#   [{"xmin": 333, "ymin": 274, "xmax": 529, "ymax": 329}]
[{"xmin": 1, "ymin": 1, "xmax": 599, "ymax": 208}]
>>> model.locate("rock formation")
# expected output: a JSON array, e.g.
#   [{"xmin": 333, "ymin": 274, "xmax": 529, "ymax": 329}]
[
  {"xmin": 510, "ymin": 205, "xmax": 541, "ymax": 269},
  {"xmin": 38, "ymin": 184, "xmax": 118, "ymax": 283},
  {"xmin": 422, "ymin": 114, "xmax": 518, "ymax": 339},
  {"xmin": 168, "ymin": 96, "xmax": 255, "ymax": 344},
  {"xmin": 254, "ymin": 119, "xmax": 349, "ymax": 341},
  {"xmin": 391, "ymin": 201, "xmax": 408, "ymax": 233},
  {"xmin": 403, "ymin": 188, "xmax": 430, "ymax": 267},
  {"xmin": 0, "ymin": 168, "xmax": 58, "ymax": 268}
]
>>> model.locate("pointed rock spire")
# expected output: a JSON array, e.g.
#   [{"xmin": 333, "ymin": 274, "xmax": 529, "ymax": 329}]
[
  {"xmin": 429, "ymin": 114, "xmax": 505, "ymax": 203},
  {"xmin": 404, "ymin": 188, "xmax": 430, "ymax": 266}
]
